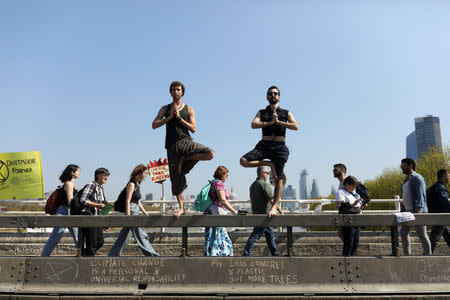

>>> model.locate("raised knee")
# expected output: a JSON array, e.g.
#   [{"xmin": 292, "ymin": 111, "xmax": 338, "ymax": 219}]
[{"xmin": 208, "ymin": 151, "xmax": 215, "ymax": 160}]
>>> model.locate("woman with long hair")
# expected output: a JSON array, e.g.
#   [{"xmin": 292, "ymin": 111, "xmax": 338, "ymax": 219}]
[
  {"xmin": 108, "ymin": 164, "xmax": 159, "ymax": 257},
  {"xmin": 41, "ymin": 164, "xmax": 80, "ymax": 256},
  {"xmin": 203, "ymin": 165, "xmax": 237, "ymax": 256}
]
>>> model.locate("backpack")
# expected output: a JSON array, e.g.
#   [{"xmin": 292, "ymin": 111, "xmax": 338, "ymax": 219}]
[
  {"xmin": 70, "ymin": 185, "xmax": 87, "ymax": 215},
  {"xmin": 194, "ymin": 180, "xmax": 219, "ymax": 212},
  {"xmin": 426, "ymin": 185, "xmax": 435, "ymax": 213},
  {"xmin": 114, "ymin": 188, "xmax": 127, "ymax": 213},
  {"xmin": 44, "ymin": 185, "xmax": 66, "ymax": 215},
  {"xmin": 356, "ymin": 183, "xmax": 370, "ymax": 205}
]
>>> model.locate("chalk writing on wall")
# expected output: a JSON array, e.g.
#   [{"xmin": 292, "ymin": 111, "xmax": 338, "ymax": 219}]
[
  {"xmin": 211, "ymin": 259, "xmax": 300, "ymax": 285},
  {"xmin": 89, "ymin": 259, "xmax": 186, "ymax": 284}
]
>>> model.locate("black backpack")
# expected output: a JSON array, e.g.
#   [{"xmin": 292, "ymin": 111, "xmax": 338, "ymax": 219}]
[
  {"xmin": 426, "ymin": 185, "xmax": 435, "ymax": 213},
  {"xmin": 70, "ymin": 185, "xmax": 87, "ymax": 215},
  {"xmin": 356, "ymin": 183, "xmax": 370, "ymax": 205},
  {"xmin": 114, "ymin": 188, "xmax": 127, "ymax": 213}
]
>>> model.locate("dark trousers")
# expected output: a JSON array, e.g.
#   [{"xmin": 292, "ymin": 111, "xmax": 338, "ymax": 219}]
[
  {"xmin": 429, "ymin": 225, "xmax": 450, "ymax": 253},
  {"xmin": 341, "ymin": 226, "xmax": 360, "ymax": 256},
  {"xmin": 243, "ymin": 226, "xmax": 280, "ymax": 256},
  {"xmin": 80, "ymin": 227, "xmax": 104, "ymax": 257}
]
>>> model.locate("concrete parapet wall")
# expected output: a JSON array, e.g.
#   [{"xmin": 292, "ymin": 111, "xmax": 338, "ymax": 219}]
[{"xmin": 1, "ymin": 256, "xmax": 450, "ymax": 296}]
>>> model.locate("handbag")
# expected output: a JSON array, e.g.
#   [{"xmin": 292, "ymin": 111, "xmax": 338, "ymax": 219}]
[{"xmin": 338, "ymin": 202, "xmax": 361, "ymax": 214}]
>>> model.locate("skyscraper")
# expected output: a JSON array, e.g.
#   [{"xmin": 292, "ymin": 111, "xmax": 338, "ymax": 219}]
[
  {"xmin": 414, "ymin": 115, "xmax": 442, "ymax": 158},
  {"xmin": 299, "ymin": 169, "xmax": 308, "ymax": 199},
  {"xmin": 330, "ymin": 186, "xmax": 337, "ymax": 196},
  {"xmin": 282, "ymin": 184, "xmax": 296, "ymax": 199},
  {"xmin": 282, "ymin": 184, "xmax": 297, "ymax": 211},
  {"xmin": 310, "ymin": 179, "xmax": 320, "ymax": 198},
  {"xmin": 406, "ymin": 131, "xmax": 418, "ymax": 161}
]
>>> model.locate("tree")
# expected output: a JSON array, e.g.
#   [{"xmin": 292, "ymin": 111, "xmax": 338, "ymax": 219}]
[
  {"xmin": 416, "ymin": 146, "xmax": 450, "ymax": 188},
  {"xmin": 364, "ymin": 168, "xmax": 403, "ymax": 199},
  {"xmin": 363, "ymin": 146, "xmax": 449, "ymax": 198}
]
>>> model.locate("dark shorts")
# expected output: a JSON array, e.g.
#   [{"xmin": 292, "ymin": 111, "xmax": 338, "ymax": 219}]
[
  {"xmin": 242, "ymin": 140, "xmax": 289, "ymax": 179},
  {"xmin": 167, "ymin": 137, "xmax": 213, "ymax": 195}
]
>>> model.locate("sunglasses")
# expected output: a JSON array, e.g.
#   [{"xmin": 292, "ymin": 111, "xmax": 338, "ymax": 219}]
[{"xmin": 267, "ymin": 92, "xmax": 279, "ymax": 96}]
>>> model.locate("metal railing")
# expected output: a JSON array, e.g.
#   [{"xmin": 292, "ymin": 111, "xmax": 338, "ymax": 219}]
[
  {"xmin": 0, "ymin": 213, "xmax": 449, "ymax": 257},
  {"xmin": 143, "ymin": 198, "xmax": 403, "ymax": 214},
  {"xmin": 0, "ymin": 198, "xmax": 403, "ymax": 215}
]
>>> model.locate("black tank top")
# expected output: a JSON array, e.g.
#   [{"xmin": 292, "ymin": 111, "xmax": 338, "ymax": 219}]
[
  {"xmin": 259, "ymin": 106, "xmax": 289, "ymax": 137},
  {"xmin": 164, "ymin": 104, "xmax": 190, "ymax": 149},
  {"xmin": 128, "ymin": 181, "xmax": 141, "ymax": 204},
  {"xmin": 62, "ymin": 182, "xmax": 77, "ymax": 206}
]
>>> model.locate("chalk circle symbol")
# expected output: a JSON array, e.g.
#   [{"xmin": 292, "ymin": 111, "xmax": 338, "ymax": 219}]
[
  {"xmin": 45, "ymin": 260, "xmax": 79, "ymax": 284},
  {"xmin": 0, "ymin": 160, "xmax": 9, "ymax": 184}
]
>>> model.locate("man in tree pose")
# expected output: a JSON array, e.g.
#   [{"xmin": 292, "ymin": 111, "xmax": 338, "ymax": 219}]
[
  {"xmin": 240, "ymin": 86, "xmax": 298, "ymax": 217},
  {"xmin": 152, "ymin": 81, "xmax": 214, "ymax": 218}
]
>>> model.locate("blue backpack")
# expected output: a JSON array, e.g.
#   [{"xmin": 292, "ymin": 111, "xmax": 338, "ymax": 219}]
[{"xmin": 194, "ymin": 180, "xmax": 219, "ymax": 212}]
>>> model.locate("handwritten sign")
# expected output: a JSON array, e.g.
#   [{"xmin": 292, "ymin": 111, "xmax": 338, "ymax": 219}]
[
  {"xmin": 395, "ymin": 212, "xmax": 415, "ymax": 223},
  {"xmin": 148, "ymin": 158, "xmax": 169, "ymax": 183},
  {"xmin": 149, "ymin": 165, "xmax": 170, "ymax": 183},
  {"xmin": 0, "ymin": 151, "xmax": 44, "ymax": 199}
]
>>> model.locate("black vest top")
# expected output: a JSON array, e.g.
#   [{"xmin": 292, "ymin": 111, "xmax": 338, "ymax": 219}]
[
  {"xmin": 164, "ymin": 104, "xmax": 190, "ymax": 149},
  {"xmin": 259, "ymin": 106, "xmax": 289, "ymax": 137},
  {"xmin": 62, "ymin": 182, "xmax": 77, "ymax": 206},
  {"xmin": 129, "ymin": 181, "xmax": 142, "ymax": 204}
]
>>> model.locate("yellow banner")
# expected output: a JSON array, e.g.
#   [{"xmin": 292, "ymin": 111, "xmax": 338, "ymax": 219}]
[{"xmin": 0, "ymin": 151, "xmax": 44, "ymax": 200}]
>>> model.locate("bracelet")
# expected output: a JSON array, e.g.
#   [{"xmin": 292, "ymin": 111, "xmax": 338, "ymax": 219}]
[{"xmin": 176, "ymin": 116, "xmax": 182, "ymax": 121}]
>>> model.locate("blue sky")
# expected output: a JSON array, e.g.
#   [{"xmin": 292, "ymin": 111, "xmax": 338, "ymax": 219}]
[{"xmin": 2, "ymin": 1, "xmax": 449, "ymax": 201}]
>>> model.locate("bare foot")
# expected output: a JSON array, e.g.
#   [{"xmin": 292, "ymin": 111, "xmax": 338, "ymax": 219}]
[
  {"xmin": 178, "ymin": 157, "xmax": 184, "ymax": 174},
  {"xmin": 173, "ymin": 208, "xmax": 185, "ymax": 219}
]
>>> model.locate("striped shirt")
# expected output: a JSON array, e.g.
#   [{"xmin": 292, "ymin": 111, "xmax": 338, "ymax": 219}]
[{"xmin": 80, "ymin": 181, "xmax": 105, "ymax": 215}]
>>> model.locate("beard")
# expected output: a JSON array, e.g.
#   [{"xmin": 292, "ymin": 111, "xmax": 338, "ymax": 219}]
[{"xmin": 269, "ymin": 99, "xmax": 278, "ymax": 105}]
